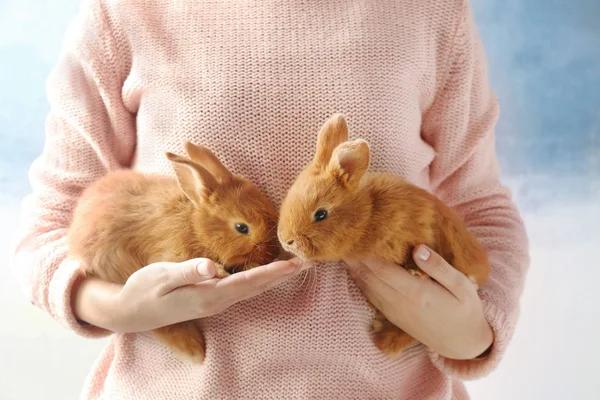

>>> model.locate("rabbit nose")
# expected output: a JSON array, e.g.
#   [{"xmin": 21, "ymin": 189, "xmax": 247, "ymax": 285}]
[{"xmin": 287, "ymin": 239, "xmax": 295, "ymax": 245}]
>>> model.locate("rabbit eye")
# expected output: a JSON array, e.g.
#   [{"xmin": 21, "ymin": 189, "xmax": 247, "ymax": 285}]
[
  {"xmin": 313, "ymin": 209, "xmax": 328, "ymax": 222},
  {"xmin": 235, "ymin": 223, "xmax": 249, "ymax": 235}
]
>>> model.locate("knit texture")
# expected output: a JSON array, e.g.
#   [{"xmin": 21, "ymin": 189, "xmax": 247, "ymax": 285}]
[{"xmin": 11, "ymin": 0, "xmax": 529, "ymax": 398}]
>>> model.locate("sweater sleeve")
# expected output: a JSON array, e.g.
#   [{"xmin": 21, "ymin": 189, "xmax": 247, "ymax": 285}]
[
  {"xmin": 421, "ymin": 1, "xmax": 530, "ymax": 380},
  {"xmin": 10, "ymin": 0, "xmax": 135, "ymax": 338}
]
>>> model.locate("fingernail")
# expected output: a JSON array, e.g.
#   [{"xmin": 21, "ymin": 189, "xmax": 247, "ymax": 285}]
[
  {"xmin": 416, "ymin": 246, "xmax": 431, "ymax": 261},
  {"xmin": 197, "ymin": 260, "xmax": 216, "ymax": 277}
]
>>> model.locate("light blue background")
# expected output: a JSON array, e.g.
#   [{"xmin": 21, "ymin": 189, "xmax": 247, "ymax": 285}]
[
  {"xmin": 1, "ymin": 1, "xmax": 598, "ymax": 399},
  {"xmin": 476, "ymin": 0, "xmax": 599, "ymax": 176}
]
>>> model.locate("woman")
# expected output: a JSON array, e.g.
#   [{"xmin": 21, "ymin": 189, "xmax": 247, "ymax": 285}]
[{"xmin": 12, "ymin": 0, "xmax": 529, "ymax": 398}]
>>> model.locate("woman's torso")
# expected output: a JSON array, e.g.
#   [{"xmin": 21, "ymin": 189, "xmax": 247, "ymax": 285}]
[{"xmin": 84, "ymin": 1, "xmax": 468, "ymax": 398}]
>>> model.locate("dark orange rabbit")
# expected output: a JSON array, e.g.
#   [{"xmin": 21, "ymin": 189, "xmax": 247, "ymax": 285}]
[
  {"xmin": 68, "ymin": 140, "xmax": 280, "ymax": 363},
  {"xmin": 278, "ymin": 114, "xmax": 490, "ymax": 357}
]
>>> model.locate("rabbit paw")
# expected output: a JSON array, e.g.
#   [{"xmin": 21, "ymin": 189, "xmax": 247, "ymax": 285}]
[
  {"xmin": 404, "ymin": 257, "xmax": 429, "ymax": 280},
  {"xmin": 154, "ymin": 321, "xmax": 206, "ymax": 364},
  {"xmin": 372, "ymin": 314, "xmax": 417, "ymax": 357},
  {"xmin": 407, "ymin": 268, "xmax": 429, "ymax": 279},
  {"xmin": 214, "ymin": 263, "xmax": 231, "ymax": 279}
]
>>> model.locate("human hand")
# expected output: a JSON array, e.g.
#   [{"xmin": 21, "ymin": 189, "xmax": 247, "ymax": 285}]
[
  {"xmin": 344, "ymin": 245, "xmax": 493, "ymax": 360},
  {"xmin": 73, "ymin": 258, "xmax": 310, "ymax": 333}
]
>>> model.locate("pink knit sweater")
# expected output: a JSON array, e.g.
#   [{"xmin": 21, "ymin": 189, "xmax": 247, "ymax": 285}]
[{"xmin": 12, "ymin": 0, "xmax": 529, "ymax": 398}]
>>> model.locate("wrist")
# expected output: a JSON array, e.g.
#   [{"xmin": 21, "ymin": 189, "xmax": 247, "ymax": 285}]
[
  {"xmin": 72, "ymin": 275, "xmax": 124, "ymax": 332},
  {"xmin": 446, "ymin": 317, "xmax": 494, "ymax": 360}
]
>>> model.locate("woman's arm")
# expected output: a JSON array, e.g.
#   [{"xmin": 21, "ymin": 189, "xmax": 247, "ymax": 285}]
[
  {"xmin": 10, "ymin": 0, "xmax": 310, "ymax": 338},
  {"xmin": 420, "ymin": 0, "xmax": 530, "ymax": 379},
  {"xmin": 10, "ymin": 0, "xmax": 136, "ymax": 337}
]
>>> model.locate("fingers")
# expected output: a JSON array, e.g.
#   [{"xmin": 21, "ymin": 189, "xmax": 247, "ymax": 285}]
[
  {"xmin": 412, "ymin": 245, "xmax": 473, "ymax": 300},
  {"xmin": 161, "ymin": 258, "xmax": 217, "ymax": 294},
  {"xmin": 214, "ymin": 259, "xmax": 311, "ymax": 303},
  {"xmin": 344, "ymin": 260, "xmax": 396, "ymax": 307},
  {"xmin": 348, "ymin": 257, "xmax": 423, "ymax": 300}
]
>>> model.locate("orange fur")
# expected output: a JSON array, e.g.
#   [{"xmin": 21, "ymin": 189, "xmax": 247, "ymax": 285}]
[
  {"xmin": 278, "ymin": 114, "xmax": 491, "ymax": 357},
  {"xmin": 68, "ymin": 141, "xmax": 280, "ymax": 363}
]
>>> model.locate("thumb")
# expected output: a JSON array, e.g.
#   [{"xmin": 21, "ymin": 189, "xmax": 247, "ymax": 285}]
[{"xmin": 165, "ymin": 258, "xmax": 217, "ymax": 290}]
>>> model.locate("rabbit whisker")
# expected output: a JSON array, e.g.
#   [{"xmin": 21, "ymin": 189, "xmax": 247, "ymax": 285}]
[
  {"xmin": 311, "ymin": 263, "xmax": 318, "ymax": 302},
  {"xmin": 298, "ymin": 268, "xmax": 310, "ymax": 288},
  {"xmin": 266, "ymin": 223, "xmax": 278, "ymax": 235}
]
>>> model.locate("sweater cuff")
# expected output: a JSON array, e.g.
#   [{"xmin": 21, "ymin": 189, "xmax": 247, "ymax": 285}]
[
  {"xmin": 428, "ymin": 298, "xmax": 515, "ymax": 380},
  {"xmin": 47, "ymin": 257, "xmax": 112, "ymax": 339}
]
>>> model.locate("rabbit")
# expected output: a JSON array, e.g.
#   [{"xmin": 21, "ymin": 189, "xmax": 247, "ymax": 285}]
[
  {"xmin": 68, "ymin": 140, "xmax": 280, "ymax": 363},
  {"xmin": 277, "ymin": 114, "xmax": 491, "ymax": 357}
]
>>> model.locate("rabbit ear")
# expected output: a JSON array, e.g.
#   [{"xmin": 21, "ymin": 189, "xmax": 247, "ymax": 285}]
[
  {"xmin": 166, "ymin": 152, "xmax": 218, "ymax": 205},
  {"xmin": 313, "ymin": 114, "xmax": 349, "ymax": 168},
  {"xmin": 183, "ymin": 141, "xmax": 233, "ymax": 185},
  {"xmin": 328, "ymin": 139, "xmax": 370, "ymax": 186}
]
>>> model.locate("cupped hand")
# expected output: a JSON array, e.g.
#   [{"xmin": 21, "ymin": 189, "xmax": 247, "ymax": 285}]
[
  {"xmin": 344, "ymin": 245, "xmax": 493, "ymax": 360},
  {"xmin": 73, "ymin": 258, "xmax": 310, "ymax": 333}
]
